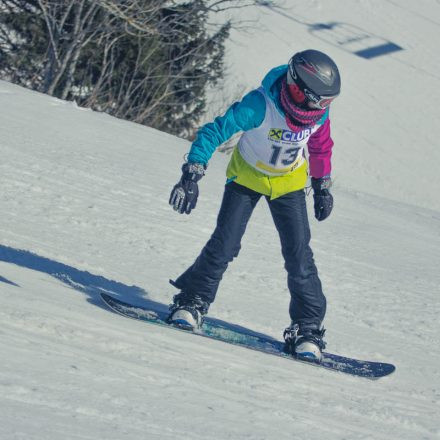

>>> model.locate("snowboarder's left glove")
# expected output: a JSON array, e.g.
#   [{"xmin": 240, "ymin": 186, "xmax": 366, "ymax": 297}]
[
  {"xmin": 169, "ymin": 162, "xmax": 205, "ymax": 214},
  {"xmin": 311, "ymin": 176, "xmax": 333, "ymax": 221}
]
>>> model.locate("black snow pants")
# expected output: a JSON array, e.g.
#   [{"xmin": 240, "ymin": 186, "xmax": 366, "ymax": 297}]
[{"xmin": 172, "ymin": 181, "xmax": 326, "ymax": 326}]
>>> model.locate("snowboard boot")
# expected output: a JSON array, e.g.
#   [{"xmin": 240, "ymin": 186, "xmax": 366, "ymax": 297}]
[
  {"xmin": 283, "ymin": 322, "xmax": 326, "ymax": 363},
  {"xmin": 167, "ymin": 292, "xmax": 210, "ymax": 331}
]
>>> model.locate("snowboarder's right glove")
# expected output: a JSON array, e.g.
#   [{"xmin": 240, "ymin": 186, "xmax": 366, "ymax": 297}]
[
  {"xmin": 169, "ymin": 162, "xmax": 205, "ymax": 214},
  {"xmin": 311, "ymin": 176, "xmax": 333, "ymax": 221}
]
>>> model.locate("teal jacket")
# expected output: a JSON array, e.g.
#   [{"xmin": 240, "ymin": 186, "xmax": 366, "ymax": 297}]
[{"xmin": 188, "ymin": 65, "xmax": 329, "ymax": 165}]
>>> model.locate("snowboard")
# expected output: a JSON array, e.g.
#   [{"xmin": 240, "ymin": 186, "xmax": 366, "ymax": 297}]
[{"xmin": 100, "ymin": 293, "xmax": 395, "ymax": 379}]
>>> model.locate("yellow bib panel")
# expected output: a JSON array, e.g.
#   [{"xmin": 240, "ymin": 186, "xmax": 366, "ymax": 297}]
[{"xmin": 226, "ymin": 148, "xmax": 308, "ymax": 200}]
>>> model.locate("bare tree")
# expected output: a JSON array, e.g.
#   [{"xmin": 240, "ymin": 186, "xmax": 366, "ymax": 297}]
[{"xmin": 0, "ymin": 0, "xmax": 262, "ymax": 137}]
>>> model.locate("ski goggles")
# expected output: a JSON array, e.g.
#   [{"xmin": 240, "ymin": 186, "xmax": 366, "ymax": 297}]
[{"xmin": 287, "ymin": 66, "xmax": 338, "ymax": 109}]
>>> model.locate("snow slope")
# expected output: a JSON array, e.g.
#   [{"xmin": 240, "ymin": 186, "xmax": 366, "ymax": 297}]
[{"xmin": 1, "ymin": 1, "xmax": 440, "ymax": 439}]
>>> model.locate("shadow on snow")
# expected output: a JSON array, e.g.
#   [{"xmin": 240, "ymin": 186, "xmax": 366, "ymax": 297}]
[
  {"xmin": 0, "ymin": 244, "xmax": 275, "ymax": 341},
  {"xmin": 0, "ymin": 274, "xmax": 20, "ymax": 287}
]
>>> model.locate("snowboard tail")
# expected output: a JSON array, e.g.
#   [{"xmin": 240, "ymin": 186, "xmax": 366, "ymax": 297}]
[{"xmin": 100, "ymin": 293, "xmax": 395, "ymax": 379}]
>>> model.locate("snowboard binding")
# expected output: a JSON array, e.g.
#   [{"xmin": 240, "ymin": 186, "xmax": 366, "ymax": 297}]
[{"xmin": 283, "ymin": 323, "xmax": 326, "ymax": 363}]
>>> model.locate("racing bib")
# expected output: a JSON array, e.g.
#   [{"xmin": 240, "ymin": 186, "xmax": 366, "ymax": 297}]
[{"xmin": 238, "ymin": 87, "xmax": 319, "ymax": 176}]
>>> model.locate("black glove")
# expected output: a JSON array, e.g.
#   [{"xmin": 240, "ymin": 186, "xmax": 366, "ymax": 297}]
[
  {"xmin": 311, "ymin": 176, "xmax": 333, "ymax": 221},
  {"xmin": 169, "ymin": 162, "xmax": 205, "ymax": 214}
]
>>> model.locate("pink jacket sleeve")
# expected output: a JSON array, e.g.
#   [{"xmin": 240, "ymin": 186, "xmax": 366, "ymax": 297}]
[{"xmin": 307, "ymin": 118, "xmax": 334, "ymax": 178}]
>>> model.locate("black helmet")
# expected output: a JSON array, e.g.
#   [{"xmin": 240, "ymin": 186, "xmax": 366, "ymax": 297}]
[{"xmin": 287, "ymin": 49, "xmax": 341, "ymax": 109}]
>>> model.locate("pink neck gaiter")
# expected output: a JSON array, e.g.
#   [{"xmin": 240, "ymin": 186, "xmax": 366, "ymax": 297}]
[{"xmin": 279, "ymin": 77, "xmax": 326, "ymax": 132}]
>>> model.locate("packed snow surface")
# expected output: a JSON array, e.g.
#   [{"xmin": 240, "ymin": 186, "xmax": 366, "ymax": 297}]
[{"xmin": 1, "ymin": 1, "xmax": 440, "ymax": 439}]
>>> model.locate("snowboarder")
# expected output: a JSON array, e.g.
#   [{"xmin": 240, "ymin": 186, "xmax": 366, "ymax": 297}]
[{"xmin": 168, "ymin": 49, "xmax": 341, "ymax": 362}]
